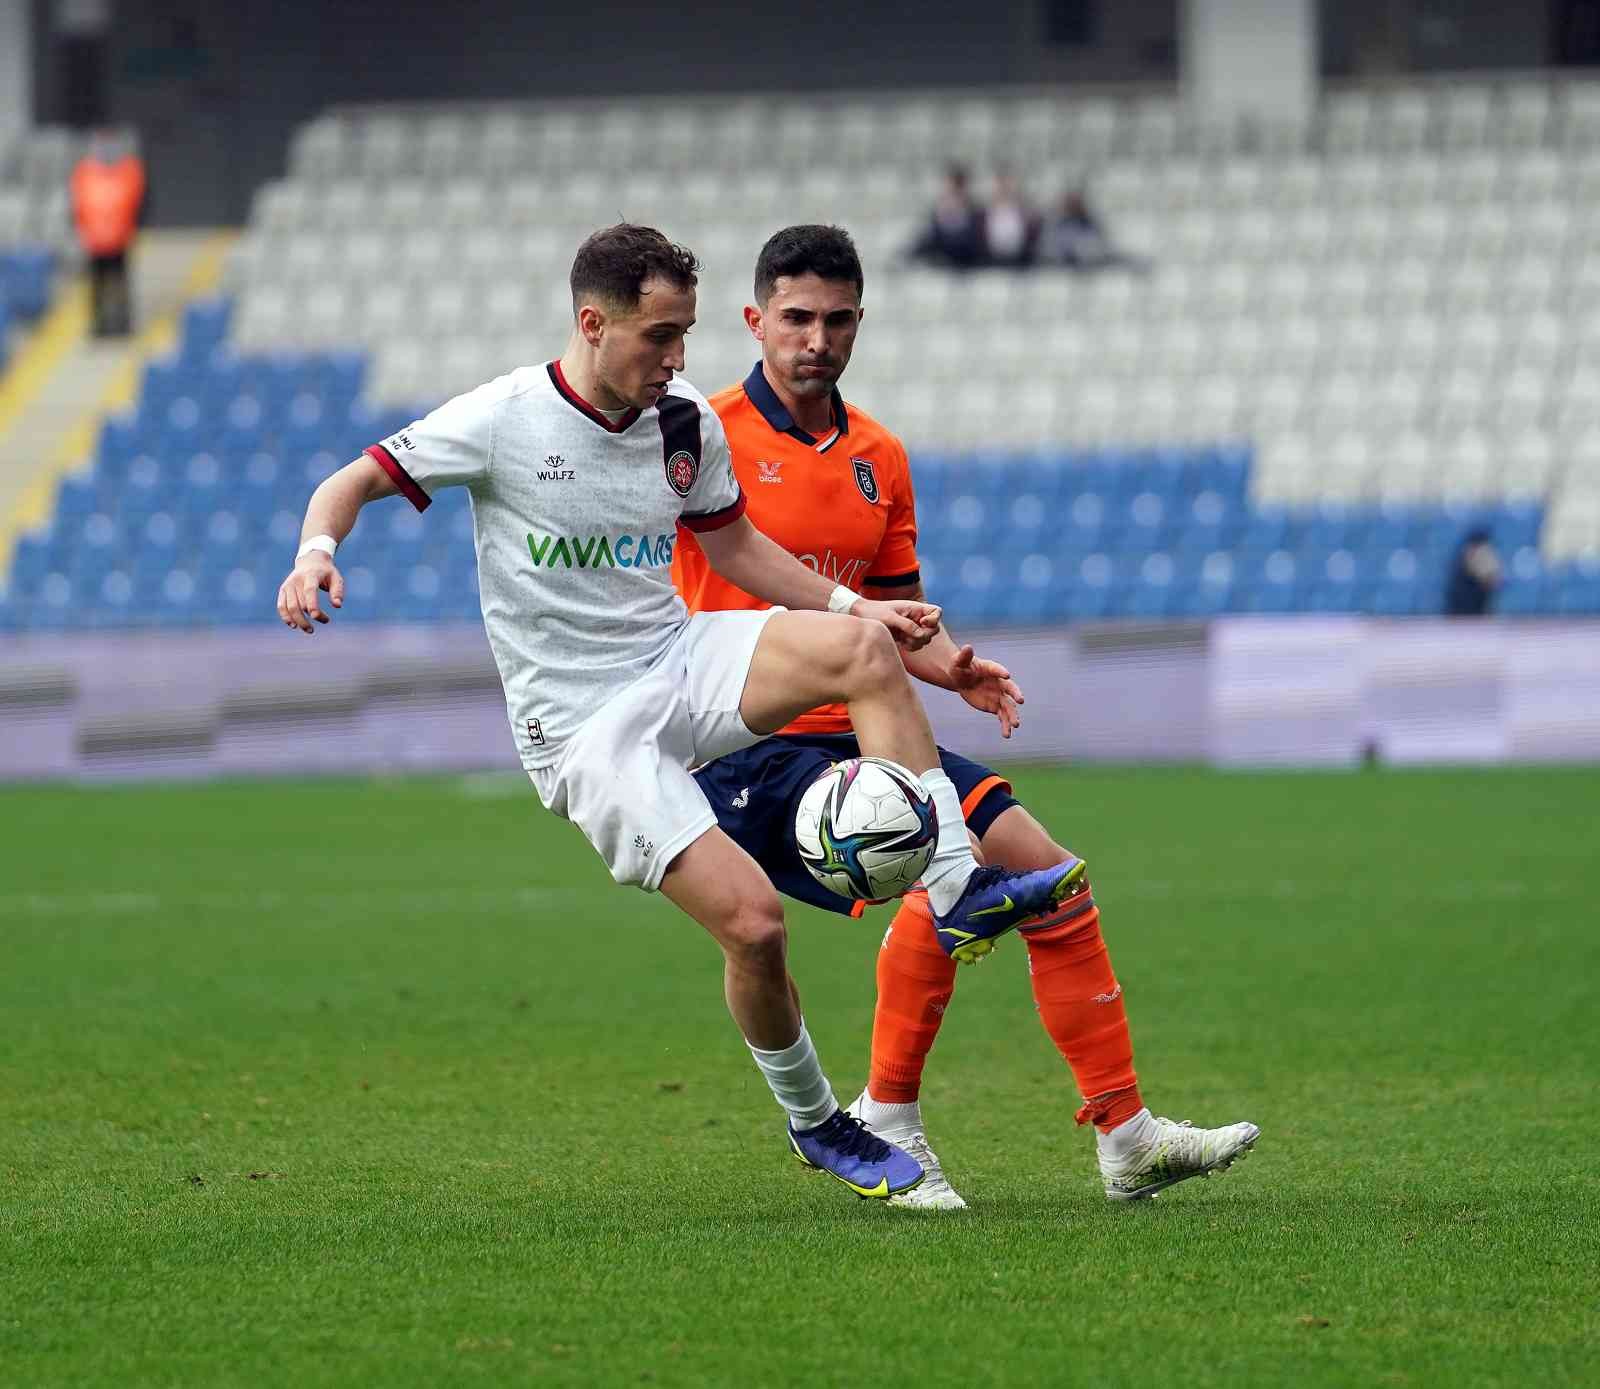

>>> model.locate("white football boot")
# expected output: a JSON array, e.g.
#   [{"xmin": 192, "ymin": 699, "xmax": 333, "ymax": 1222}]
[
  {"xmin": 846, "ymin": 1090, "xmax": 968, "ymax": 1211},
  {"xmin": 1098, "ymin": 1110, "xmax": 1261, "ymax": 1202}
]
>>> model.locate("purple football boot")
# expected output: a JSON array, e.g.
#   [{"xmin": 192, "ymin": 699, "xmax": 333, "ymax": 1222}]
[
  {"xmin": 789, "ymin": 1109, "xmax": 925, "ymax": 1199},
  {"xmin": 932, "ymin": 856, "xmax": 1089, "ymax": 964}
]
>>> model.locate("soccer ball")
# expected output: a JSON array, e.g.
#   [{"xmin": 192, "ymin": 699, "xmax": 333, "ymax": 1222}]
[{"xmin": 794, "ymin": 757, "xmax": 939, "ymax": 902}]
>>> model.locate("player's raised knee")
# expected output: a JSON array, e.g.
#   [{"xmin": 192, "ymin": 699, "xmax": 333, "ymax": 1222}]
[{"xmin": 832, "ymin": 613, "xmax": 900, "ymax": 688}]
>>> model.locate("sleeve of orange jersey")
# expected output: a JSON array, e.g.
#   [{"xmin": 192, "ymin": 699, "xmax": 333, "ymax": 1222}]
[
  {"xmin": 671, "ymin": 524, "xmax": 701, "ymax": 610},
  {"xmin": 864, "ymin": 438, "xmax": 920, "ymax": 586},
  {"xmin": 673, "ymin": 392, "xmax": 756, "ymax": 615}
]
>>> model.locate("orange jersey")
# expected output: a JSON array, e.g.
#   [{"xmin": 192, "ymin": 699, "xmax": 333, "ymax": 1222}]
[
  {"xmin": 673, "ymin": 363, "xmax": 920, "ymax": 736},
  {"xmin": 70, "ymin": 157, "xmax": 145, "ymax": 256}
]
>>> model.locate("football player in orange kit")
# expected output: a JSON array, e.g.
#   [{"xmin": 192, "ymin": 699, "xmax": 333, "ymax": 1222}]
[{"xmin": 675, "ymin": 225, "xmax": 1259, "ymax": 1207}]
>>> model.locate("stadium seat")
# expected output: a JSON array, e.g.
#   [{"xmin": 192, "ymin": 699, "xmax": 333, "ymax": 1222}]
[{"xmin": 18, "ymin": 82, "xmax": 1600, "ymax": 627}]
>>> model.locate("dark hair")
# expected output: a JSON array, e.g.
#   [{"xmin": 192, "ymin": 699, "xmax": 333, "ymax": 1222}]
[
  {"xmin": 753, "ymin": 224, "xmax": 864, "ymax": 306},
  {"xmin": 570, "ymin": 223, "xmax": 700, "ymax": 315}
]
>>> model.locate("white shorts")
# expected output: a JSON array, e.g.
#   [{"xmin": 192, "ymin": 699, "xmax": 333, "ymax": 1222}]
[{"xmin": 528, "ymin": 608, "xmax": 781, "ymax": 891}]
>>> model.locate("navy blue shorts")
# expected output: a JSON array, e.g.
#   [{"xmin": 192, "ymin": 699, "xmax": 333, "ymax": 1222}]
[{"xmin": 692, "ymin": 734, "xmax": 1019, "ymax": 917}]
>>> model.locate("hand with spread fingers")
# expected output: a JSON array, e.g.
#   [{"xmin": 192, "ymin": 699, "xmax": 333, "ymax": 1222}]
[
  {"xmin": 277, "ymin": 553, "xmax": 345, "ymax": 634},
  {"xmin": 946, "ymin": 643, "xmax": 1024, "ymax": 737}
]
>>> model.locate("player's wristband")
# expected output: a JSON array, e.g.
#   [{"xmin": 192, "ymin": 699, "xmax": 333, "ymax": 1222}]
[
  {"xmin": 296, "ymin": 534, "xmax": 338, "ymax": 561},
  {"xmin": 826, "ymin": 584, "xmax": 861, "ymax": 615}
]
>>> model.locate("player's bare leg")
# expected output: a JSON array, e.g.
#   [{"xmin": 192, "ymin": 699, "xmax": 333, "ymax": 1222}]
[
  {"xmin": 659, "ymin": 827, "xmax": 799, "ymax": 1050},
  {"xmin": 659, "ymin": 825, "xmax": 923, "ymax": 1199},
  {"xmin": 978, "ymin": 804, "xmax": 1071, "ymax": 872},
  {"xmin": 738, "ymin": 611, "xmax": 1084, "ymax": 953},
  {"xmin": 737, "ymin": 610, "xmax": 940, "ymax": 773}
]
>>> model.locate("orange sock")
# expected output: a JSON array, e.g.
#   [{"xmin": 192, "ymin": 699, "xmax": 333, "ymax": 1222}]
[
  {"xmin": 1023, "ymin": 881, "xmax": 1144, "ymax": 1133},
  {"xmin": 868, "ymin": 891, "xmax": 958, "ymax": 1103}
]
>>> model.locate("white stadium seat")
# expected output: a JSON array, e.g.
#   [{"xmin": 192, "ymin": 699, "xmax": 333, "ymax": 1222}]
[
  {"xmin": 1501, "ymin": 84, "xmax": 1552, "ymax": 147},
  {"xmin": 1557, "ymin": 84, "xmax": 1600, "ymax": 147},
  {"xmin": 1438, "ymin": 87, "xmax": 1494, "ymax": 149},
  {"xmin": 1320, "ymin": 91, "xmax": 1375, "ymax": 154},
  {"xmin": 1379, "ymin": 89, "xmax": 1432, "ymax": 152},
  {"xmin": 214, "ymin": 79, "xmax": 1600, "ymax": 557}
]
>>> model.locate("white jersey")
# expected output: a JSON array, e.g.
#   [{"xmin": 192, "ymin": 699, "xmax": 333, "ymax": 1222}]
[{"xmin": 366, "ymin": 362, "xmax": 747, "ymax": 768}]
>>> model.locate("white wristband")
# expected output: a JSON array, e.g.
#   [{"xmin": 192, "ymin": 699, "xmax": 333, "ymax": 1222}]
[
  {"xmin": 297, "ymin": 534, "xmax": 338, "ymax": 561},
  {"xmin": 826, "ymin": 584, "xmax": 861, "ymax": 615}
]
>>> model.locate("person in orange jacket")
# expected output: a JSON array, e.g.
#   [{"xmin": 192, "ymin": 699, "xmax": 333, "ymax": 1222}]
[{"xmin": 70, "ymin": 130, "xmax": 146, "ymax": 337}]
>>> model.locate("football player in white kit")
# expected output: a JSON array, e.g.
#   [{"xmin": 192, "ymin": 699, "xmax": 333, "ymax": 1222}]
[{"xmin": 275, "ymin": 224, "xmax": 1083, "ymax": 1200}]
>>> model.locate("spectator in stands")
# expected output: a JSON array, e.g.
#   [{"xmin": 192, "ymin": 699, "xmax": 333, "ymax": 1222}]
[
  {"xmin": 1037, "ymin": 187, "xmax": 1145, "ymax": 273},
  {"xmin": 70, "ymin": 128, "xmax": 146, "ymax": 337},
  {"xmin": 1444, "ymin": 528, "xmax": 1503, "ymax": 616},
  {"xmin": 908, "ymin": 163, "xmax": 985, "ymax": 270},
  {"xmin": 981, "ymin": 167, "xmax": 1040, "ymax": 268}
]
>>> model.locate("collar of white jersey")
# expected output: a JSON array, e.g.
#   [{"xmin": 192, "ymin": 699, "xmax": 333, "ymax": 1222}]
[{"xmin": 546, "ymin": 360, "xmax": 644, "ymax": 434}]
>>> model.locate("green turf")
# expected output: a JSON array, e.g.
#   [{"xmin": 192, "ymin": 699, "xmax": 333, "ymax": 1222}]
[{"xmin": 3, "ymin": 766, "xmax": 1598, "ymax": 1388}]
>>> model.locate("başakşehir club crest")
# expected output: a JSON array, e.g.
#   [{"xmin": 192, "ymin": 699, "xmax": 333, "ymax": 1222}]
[
  {"xmin": 851, "ymin": 457, "xmax": 879, "ymax": 504},
  {"xmin": 666, "ymin": 448, "xmax": 699, "ymax": 497}
]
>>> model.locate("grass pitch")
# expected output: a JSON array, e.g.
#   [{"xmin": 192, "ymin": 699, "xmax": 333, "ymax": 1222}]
[{"xmin": 3, "ymin": 765, "xmax": 1597, "ymax": 1387}]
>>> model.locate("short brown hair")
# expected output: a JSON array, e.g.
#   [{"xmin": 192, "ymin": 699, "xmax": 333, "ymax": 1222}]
[{"xmin": 570, "ymin": 223, "xmax": 700, "ymax": 315}]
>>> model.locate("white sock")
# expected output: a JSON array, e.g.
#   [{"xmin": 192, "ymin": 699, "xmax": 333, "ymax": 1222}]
[
  {"xmin": 919, "ymin": 769, "xmax": 978, "ymax": 917},
  {"xmin": 853, "ymin": 1090, "xmax": 923, "ymax": 1136},
  {"xmin": 746, "ymin": 1021, "xmax": 838, "ymax": 1132},
  {"xmin": 1096, "ymin": 1107, "xmax": 1158, "ymax": 1161}
]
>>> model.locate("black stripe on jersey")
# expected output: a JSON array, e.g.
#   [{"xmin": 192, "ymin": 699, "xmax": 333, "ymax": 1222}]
[
  {"xmin": 681, "ymin": 491, "xmax": 748, "ymax": 532},
  {"xmin": 657, "ymin": 392, "xmax": 702, "ymax": 495},
  {"xmin": 864, "ymin": 569, "xmax": 921, "ymax": 589}
]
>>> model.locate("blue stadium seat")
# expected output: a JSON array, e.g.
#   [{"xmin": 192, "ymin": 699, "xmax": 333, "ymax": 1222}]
[
  {"xmin": 1125, "ymin": 487, "xmax": 1179, "ymax": 551},
  {"xmin": 1302, "ymin": 576, "xmax": 1360, "ymax": 612},
  {"xmin": 1176, "ymin": 580, "xmax": 1231, "ymax": 617},
  {"xmin": 1128, "ymin": 550, "xmax": 1182, "ymax": 617},
  {"xmin": 1496, "ymin": 573, "xmax": 1545, "ymax": 614},
  {"xmin": 317, "ymin": 351, "xmax": 367, "ymax": 404},
  {"xmin": 179, "ymin": 298, "xmax": 231, "ymax": 364},
  {"xmin": 54, "ymin": 475, "xmax": 96, "ymax": 523},
  {"xmin": 1208, "ymin": 444, "xmax": 1252, "ymax": 501},
  {"xmin": 0, "ymin": 248, "xmax": 55, "ymax": 320},
  {"xmin": 9, "ymin": 533, "xmax": 53, "ymax": 587},
  {"xmin": 1491, "ymin": 502, "xmax": 1544, "ymax": 553},
  {"xmin": 1371, "ymin": 577, "xmax": 1424, "ymax": 615},
  {"xmin": 1001, "ymin": 570, "xmax": 1071, "ymax": 624},
  {"xmin": 1303, "ymin": 507, "xmax": 1355, "ymax": 554},
  {"xmin": 905, "ymin": 456, "xmax": 952, "ymax": 517},
  {"xmin": 96, "ymin": 415, "xmax": 144, "ymax": 482},
  {"xmin": 1239, "ymin": 507, "xmax": 1292, "ymax": 554},
  {"xmin": 217, "ymin": 566, "xmax": 266, "ymax": 625},
  {"xmin": 4, "ymin": 288, "xmax": 1573, "ymax": 632},
  {"xmin": 1366, "ymin": 505, "xmax": 1421, "ymax": 555},
  {"xmin": 265, "ymin": 508, "xmax": 303, "ymax": 550},
  {"xmin": 178, "ymin": 453, "xmax": 225, "ymax": 516},
  {"xmin": 1004, "ymin": 490, "xmax": 1050, "ymax": 549},
  {"xmin": 1553, "ymin": 565, "xmax": 1600, "ymax": 614}
]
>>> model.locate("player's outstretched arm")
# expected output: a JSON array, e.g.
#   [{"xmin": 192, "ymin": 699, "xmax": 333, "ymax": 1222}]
[
  {"xmin": 696, "ymin": 514, "xmax": 942, "ymax": 651},
  {"xmin": 276, "ymin": 453, "xmax": 399, "ymax": 633},
  {"xmin": 863, "ymin": 578, "xmax": 1025, "ymax": 738}
]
